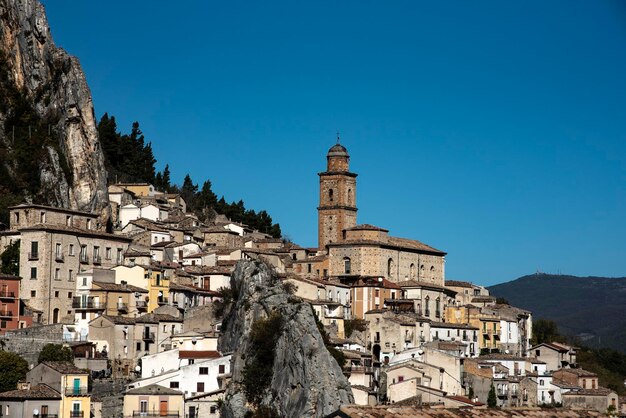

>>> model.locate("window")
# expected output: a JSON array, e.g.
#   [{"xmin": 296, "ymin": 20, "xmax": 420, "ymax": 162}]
[
  {"xmin": 536, "ymin": 349, "xmax": 540, "ymax": 356},
  {"xmin": 410, "ymin": 263, "xmax": 416, "ymax": 280},
  {"xmin": 140, "ymin": 401, "xmax": 148, "ymax": 413},
  {"xmin": 170, "ymin": 381, "xmax": 180, "ymax": 389},
  {"xmin": 307, "ymin": 264, "xmax": 312, "ymax": 274},
  {"xmin": 87, "ymin": 219, "xmax": 92, "ymax": 230},
  {"xmin": 328, "ymin": 188, "xmax": 334, "ymax": 202},
  {"xmin": 30, "ymin": 241, "xmax": 39, "ymax": 259},
  {"xmin": 347, "ymin": 188, "xmax": 352, "ymax": 204},
  {"xmin": 136, "ymin": 342, "xmax": 141, "ymax": 351},
  {"xmin": 219, "ymin": 364, "xmax": 225, "ymax": 374},
  {"xmin": 81, "ymin": 312, "xmax": 87, "ymax": 320},
  {"xmin": 80, "ymin": 245, "xmax": 87, "ymax": 261},
  {"xmin": 31, "ymin": 290, "xmax": 36, "ymax": 297},
  {"xmin": 54, "ymin": 268, "xmax": 60, "ymax": 281},
  {"xmin": 344, "ymin": 257, "xmax": 351, "ymax": 274},
  {"xmin": 69, "ymin": 244, "xmax": 75, "ymax": 256},
  {"xmin": 68, "ymin": 292, "xmax": 72, "ymax": 298},
  {"xmin": 105, "ymin": 247, "xmax": 112, "ymax": 259},
  {"xmin": 66, "ymin": 215, "xmax": 72, "ymax": 226},
  {"xmin": 197, "ymin": 382, "xmax": 205, "ymax": 392},
  {"xmin": 387, "ymin": 258, "xmax": 394, "ymax": 278},
  {"xmin": 199, "ymin": 367, "xmax": 208, "ymax": 375},
  {"xmin": 69, "ymin": 270, "xmax": 74, "ymax": 282},
  {"xmin": 117, "ymin": 248, "xmax": 123, "ymax": 263},
  {"xmin": 55, "ymin": 291, "xmax": 59, "ymax": 297},
  {"xmin": 30, "ymin": 267, "xmax": 37, "ymax": 279},
  {"xmin": 56, "ymin": 243, "xmax": 62, "ymax": 258},
  {"xmin": 1, "ymin": 320, "xmax": 6, "ymax": 328},
  {"xmin": 40, "ymin": 211, "xmax": 46, "ymax": 223},
  {"xmin": 424, "ymin": 296, "xmax": 430, "ymax": 316}
]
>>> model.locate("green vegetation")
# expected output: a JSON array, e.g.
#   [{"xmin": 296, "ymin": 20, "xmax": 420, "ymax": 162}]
[
  {"xmin": 242, "ymin": 311, "xmax": 283, "ymax": 408},
  {"xmin": 344, "ymin": 319, "xmax": 367, "ymax": 338},
  {"xmin": 212, "ymin": 286, "xmax": 238, "ymax": 319},
  {"xmin": 0, "ymin": 239, "xmax": 19, "ymax": 275},
  {"xmin": 38, "ymin": 343, "xmax": 74, "ymax": 363},
  {"xmin": 531, "ymin": 319, "xmax": 626, "ymax": 395},
  {"xmin": 311, "ymin": 307, "xmax": 346, "ymax": 368},
  {"xmin": 0, "ymin": 350, "xmax": 29, "ymax": 392},
  {"xmin": 487, "ymin": 384, "xmax": 497, "ymax": 408}
]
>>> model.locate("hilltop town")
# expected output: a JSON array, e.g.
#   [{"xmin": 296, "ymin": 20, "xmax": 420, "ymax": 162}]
[{"xmin": 0, "ymin": 144, "xmax": 622, "ymax": 417}]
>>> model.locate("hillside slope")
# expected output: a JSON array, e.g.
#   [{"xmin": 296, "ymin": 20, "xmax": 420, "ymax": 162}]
[{"xmin": 488, "ymin": 274, "xmax": 626, "ymax": 352}]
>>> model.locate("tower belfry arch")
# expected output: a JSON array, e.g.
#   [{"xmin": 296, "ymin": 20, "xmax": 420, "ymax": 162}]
[{"xmin": 318, "ymin": 142, "xmax": 358, "ymax": 249}]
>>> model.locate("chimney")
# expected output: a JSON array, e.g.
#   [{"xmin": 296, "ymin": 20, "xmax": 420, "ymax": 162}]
[
  {"xmin": 18, "ymin": 381, "xmax": 31, "ymax": 390},
  {"xmin": 121, "ymin": 280, "xmax": 127, "ymax": 289}
]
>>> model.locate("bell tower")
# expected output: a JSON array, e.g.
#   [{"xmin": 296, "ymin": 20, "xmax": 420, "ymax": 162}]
[{"xmin": 318, "ymin": 142, "xmax": 358, "ymax": 249}]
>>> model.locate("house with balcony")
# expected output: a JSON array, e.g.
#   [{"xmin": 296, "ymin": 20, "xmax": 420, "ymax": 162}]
[
  {"xmin": 530, "ymin": 342, "xmax": 577, "ymax": 371},
  {"xmin": 113, "ymin": 265, "xmax": 169, "ymax": 313},
  {"xmin": 88, "ymin": 281, "xmax": 149, "ymax": 318},
  {"xmin": 364, "ymin": 310, "xmax": 432, "ymax": 362},
  {"xmin": 445, "ymin": 305, "xmax": 501, "ymax": 353},
  {"xmin": 26, "ymin": 362, "xmax": 90, "ymax": 418},
  {"xmin": 2, "ymin": 204, "xmax": 131, "ymax": 325},
  {"xmin": 429, "ymin": 322, "xmax": 479, "ymax": 357},
  {"xmin": 0, "ymin": 274, "xmax": 32, "ymax": 333},
  {"xmin": 122, "ymin": 384, "xmax": 183, "ymax": 418},
  {"xmin": 0, "ymin": 383, "xmax": 61, "ymax": 418}
]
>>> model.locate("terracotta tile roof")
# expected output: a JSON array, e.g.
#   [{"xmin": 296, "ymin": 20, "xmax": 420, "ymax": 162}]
[
  {"xmin": 563, "ymin": 387, "xmax": 616, "ymax": 396},
  {"xmin": 344, "ymin": 224, "xmax": 389, "ymax": 232},
  {"xmin": 472, "ymin": 295, "xmax": 496, "ymax": 302},
  {"xmin": 9, "ymin": 203, "xmax": 97, "ymax": 217},
  {"xmin": 178, "ymin": 350, "xmax": 221, "ymax": 359},
  {"xmin": 430, "ymin": 321, "xmax": 479, "ymax": 330},
  {"xmin": 396, "ymin": 280, "xmax": 448, "ymax": 291},
  {"xmin": 445, "ymin": 280, "xmax": 474, "ymax": 288},
  {"xmin": 42, "ymin": 361, "xmax": 88, "ymax": 375},
  {"xmin": 19, "ymin": 223, "xmax": 132, "ymax": 241},
  {"xmin": 151, "ymin": 240, "xmax": 175, "ymax": 248},
  {"xmin": 136, "ymin": 313, "xmax": 183, "ymax": 323},
  {"xmin": 556, "ymin": 368, "xmax": 597, "ymax": 377},
  {"xmin": 0, "ymin": 383, "xmax": 61, "ymax": 400},
  {"xmin": 446, "ymin": 395, "xmax": 485, "ymax": 406},
  {"xmin": 97, "ymin": 315, "xmax": 137, "ymax": 325},
  {"xmin": 92, "ymin": 281, "xmax": 148, "ymax": 293},
  {"xmin": 125, "ymin": 383, "xmax": 183, "ymax": 396},
  {"xmin": 331, "ymin": 406, "xmax": 604, "ymax": 417},
  {"xmin": 329, "ymin": 236, "xmax": 445, "ymax": 255}
]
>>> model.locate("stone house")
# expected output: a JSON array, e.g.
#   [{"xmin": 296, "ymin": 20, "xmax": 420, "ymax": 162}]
[
  {"xmin": 444, "ymin": 280, "xmax": 489, "ymax": 306},
  {"xmin": 122, "ymin": 384, "xmax": 184, "ymax": 418},
  {"xmin": 7, "ymin": 205, "xmax": 131, "ymax": 324},
  {"xmin": 429, "ymin": 322, "xmax": 478, "ymax": 357},
  {"xmin": 553, "ymin": 368, "xmax": 599, "ymax": 389},
  {"xmin": 0, "ymin": 383, "xmax": 61, "ymax": 418},
  {"xmin": 487, "ymin": 304, "xmax": 532, "ymax": 357},
  {"xmin": 184, "ymin": 389, "xmax": 224, "ymax": 418},
  {"xmin": 88, "ymin": 280, "xmax": 149, "ymax": 318},
  {"xmin": 562, "ymin": 387, "xmax": 619, "ymax": 413},
  {"xmin": 445, "ymin": 305, "xmax": 501, "ymax": 352},
  {"xmin": 396, "ymin": 280, "xmax": 457, "ymax": 321},
  {"xmin": 26, "ymin": 362, "xmax": 90, "ymax": 418},
  {"xmin": 365, "ymin": 310, "xmax": 431, "ymax": 361},
  {"xmin": 530, "ymin": 342, "xmax": 577, "ymax": 371}
]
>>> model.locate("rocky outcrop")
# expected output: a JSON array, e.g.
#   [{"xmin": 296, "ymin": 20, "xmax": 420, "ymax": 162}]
[
  {"xmin": 219, "ymin": 260, "xmax": 354, "ymax": 418},
  {"xmin": 0, "ymin": 0, "xmax": 109, "ymax": 218}
]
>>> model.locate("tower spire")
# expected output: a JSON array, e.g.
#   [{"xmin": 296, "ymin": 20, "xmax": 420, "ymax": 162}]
[{"xmin": 336, "ymin": 131, "xmax": 340, "ymax": 144}]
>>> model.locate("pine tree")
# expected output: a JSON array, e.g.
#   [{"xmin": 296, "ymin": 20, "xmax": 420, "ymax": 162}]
[{"xmin": 487, "ymin": 384, "xmax": 497, "ymax": 408}]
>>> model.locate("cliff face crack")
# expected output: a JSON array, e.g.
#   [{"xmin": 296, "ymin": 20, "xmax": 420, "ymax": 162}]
[{"xmin": 218, "ymin": 260, "xmax": 353, "ymax": 418}]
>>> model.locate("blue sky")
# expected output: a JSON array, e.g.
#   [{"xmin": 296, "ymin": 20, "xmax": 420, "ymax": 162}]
[{"xmin": 41, "ymin": 1, "xmax": 626, "ymax": 285}]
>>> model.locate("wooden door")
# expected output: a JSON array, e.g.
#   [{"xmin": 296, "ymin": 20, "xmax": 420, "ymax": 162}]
[{"xmin": 159, "ymin": 401, "xmax": 168, "ymax": 416}]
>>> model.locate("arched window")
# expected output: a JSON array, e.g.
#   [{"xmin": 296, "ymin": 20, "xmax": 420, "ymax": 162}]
[
  {"xmin": 430, "ymin": 266, "xmax": 435, "ymax": 281},
  {"xmin": 387, "ymin": 258, "xmax": 395, "ymax": 278},
  {"xmin": 344, "ymin": 257, "xmax": 351, "ymax": 274},
  {"xmin": 329, "ymin": 189, "xmax": 334, "ymax": 202},
  {"xmin": 292, "ymin": 253, "xmax": 297, "ymax": 261},
  {"xmin": 409, "ymin": 263, "xmax": 416, "ymax": 280},
  {"xmin": 347, "ymin": 188, "xmax": 352, "ymax": 205},
  {"xmin": 52, "ymin": 308, "xmax": 59, "ymax": 324},
  {"xmin": 424, "ymin": 296, "xmax": 430, "ymax": 317},
  {"xmin": 435, "ymin": 297, "xmax": 441, "ymax": 318}
]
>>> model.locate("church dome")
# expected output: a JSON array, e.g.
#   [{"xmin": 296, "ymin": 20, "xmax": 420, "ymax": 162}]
[{"xmin": 327, "ymin": 143, "xmax": 349, "ymax": 158}]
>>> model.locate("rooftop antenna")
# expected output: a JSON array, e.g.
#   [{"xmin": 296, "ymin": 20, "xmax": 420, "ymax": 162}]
[{"xmin": 336, "ymin": 131, "xmax": 341, "ymax": 144}]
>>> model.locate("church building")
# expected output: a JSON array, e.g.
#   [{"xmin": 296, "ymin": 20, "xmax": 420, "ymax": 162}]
[{"xmin": 317, "ymin": 143, "xmax": 447, "ymax": 286}]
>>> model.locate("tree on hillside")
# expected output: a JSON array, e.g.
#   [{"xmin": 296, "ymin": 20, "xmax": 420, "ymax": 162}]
[
  {"xmin": 532, "ymin": 319, "xmax": 566, "ymax": 345},
  {"xmin": 181, "ymin": 174, "xmax": 199, "ymax": 210},
  {"xmin": 38, "ymin": 343, "xmax": 74, "ymax": 363},
  {"xmin": 487, "ymin": 384, "xmax": 497, "ymax": 408},
  {"xmin": 0, "ymin": 351, "xmax": 29, "ymax": 392},
  {"xmin": 0, "ymin": 239, "xmax": 19, "ymax": 275}
]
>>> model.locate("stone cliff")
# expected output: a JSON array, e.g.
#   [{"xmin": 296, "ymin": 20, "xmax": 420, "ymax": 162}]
[
  {"xmin": 0, "ymin": 0, "xmax": 108, "ymax": 219},
  {"xmin": 219, "ymin": 260, "xmax": 354, "ymax": 417}
]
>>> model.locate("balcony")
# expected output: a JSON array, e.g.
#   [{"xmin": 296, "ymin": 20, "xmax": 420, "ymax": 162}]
[
  {"xmin": 143, "ymin": 332, "xmax": 155, "ymax": 341},
  {"xmin": 157, "ymin": 297, "xmax": 168, "ymax": 305},
  {"xmin": 117, "ymin": 303, "xmax": 128, "ymax": 313},
  {"xmin": 41, "ymin": 414, "xmax": 59, "ymax": 418},
  {"xmin": 93, "ymin": 255, "xmax": 102, "ymax": 265},
  {"xmin": 65, "ymin": 386, "xmax": 89, "ymax": 396},
  {"xmin": 69, "ymin": 412, "xmax": 84, "ymax": 418},
  {"xmin": 55, "ymin": 253, "xmax": 65, "ymax": 262},
  {"xmin": 72, "ymin": 298, "xmax": 104, "ymax": 310},
  {"xmin": 79, "ymin": 254, "xmax": 89, "ymax": 264},
  {"xmin": 343, "ymin": 365, "xmax": 374, "ymax": 374},
  {"xmin": 0, "ymin": 290, "xmax": 16, "ymax": 299},
  {"xmin": 28, "ymin": 252, "xmax": 39, "ymax": 260},
  {"xmin": 132, "ymin": 411, "xmax": 179, "ymax": 417},
  {"xmin": 136, "ymin": 300, "xmax": 148, "ymax": 311},
  {"xmin": 0, "ymin": 310, "xmax": 13, "ymax": 318}
]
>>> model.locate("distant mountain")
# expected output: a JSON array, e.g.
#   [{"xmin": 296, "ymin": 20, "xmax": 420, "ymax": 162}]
[{"xmin": 488, "ymin": 274, "xmax": 626, "ymax": 353}]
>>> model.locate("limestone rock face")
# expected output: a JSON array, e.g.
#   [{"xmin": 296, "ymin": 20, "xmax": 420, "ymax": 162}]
[
  {"xmin": 219, "ymin": 261, "xmax": 354, "ymax": 418},
  {"xmin": 0, "ymin": 0, "xmax": 109, "ymax": 218}
]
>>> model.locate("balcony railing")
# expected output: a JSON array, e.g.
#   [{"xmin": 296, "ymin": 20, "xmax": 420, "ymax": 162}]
[
  {"xmin": 55, "ymin": 253, "xmax": 65, "ymax": 262},
  {"xmin": 143, "ymin": 332, "xmax": 155, "ymax": 341},
  {"xmin": 79, "ymin": 254, "xmax": 89, "ymax": 264},
  {"xmin": 136, "ymin": 300, "xmax": 148, "ymax": 310},
  {"xmin": 343, "ymin": 365, "xmax": 374, "ymax": 374},
  {"xmin": 65, "ymin": 386, "xmax": 89, "ymax": 396},
  {"xmin": 93, "ymin": 255, "xmax": 102, "ymax": 265},
  {"xmin": 132, "ymin": 411, "xmax": 179, "ymax": 417},
  {"xmin": 117, "ymin": 303, "xmax": 128, "ymax": 312},
  {"xmin": 41, "ymin": 414, "xmax": 59, "ymax": 418},
  {"xmin": 28, "ymin": 252, "xmax": 39, "ymax": 260},
  {"xmin": 0, "ymin": 290, "xmax": 16, "ymax": 298},
  {"xmin": 0, "ymin": 310, "xmax": 13, "ymax": 317},
  {"xmin": 157, "ymin": 297, "xmax": 168, "ymax": 305},
  {"xmin": 69, "ymin": 412, "xmax": 84, "ymax": 418},
  {"xmin": 72, "ymin": 298, "xmax": 104, "ymax": 310}
]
